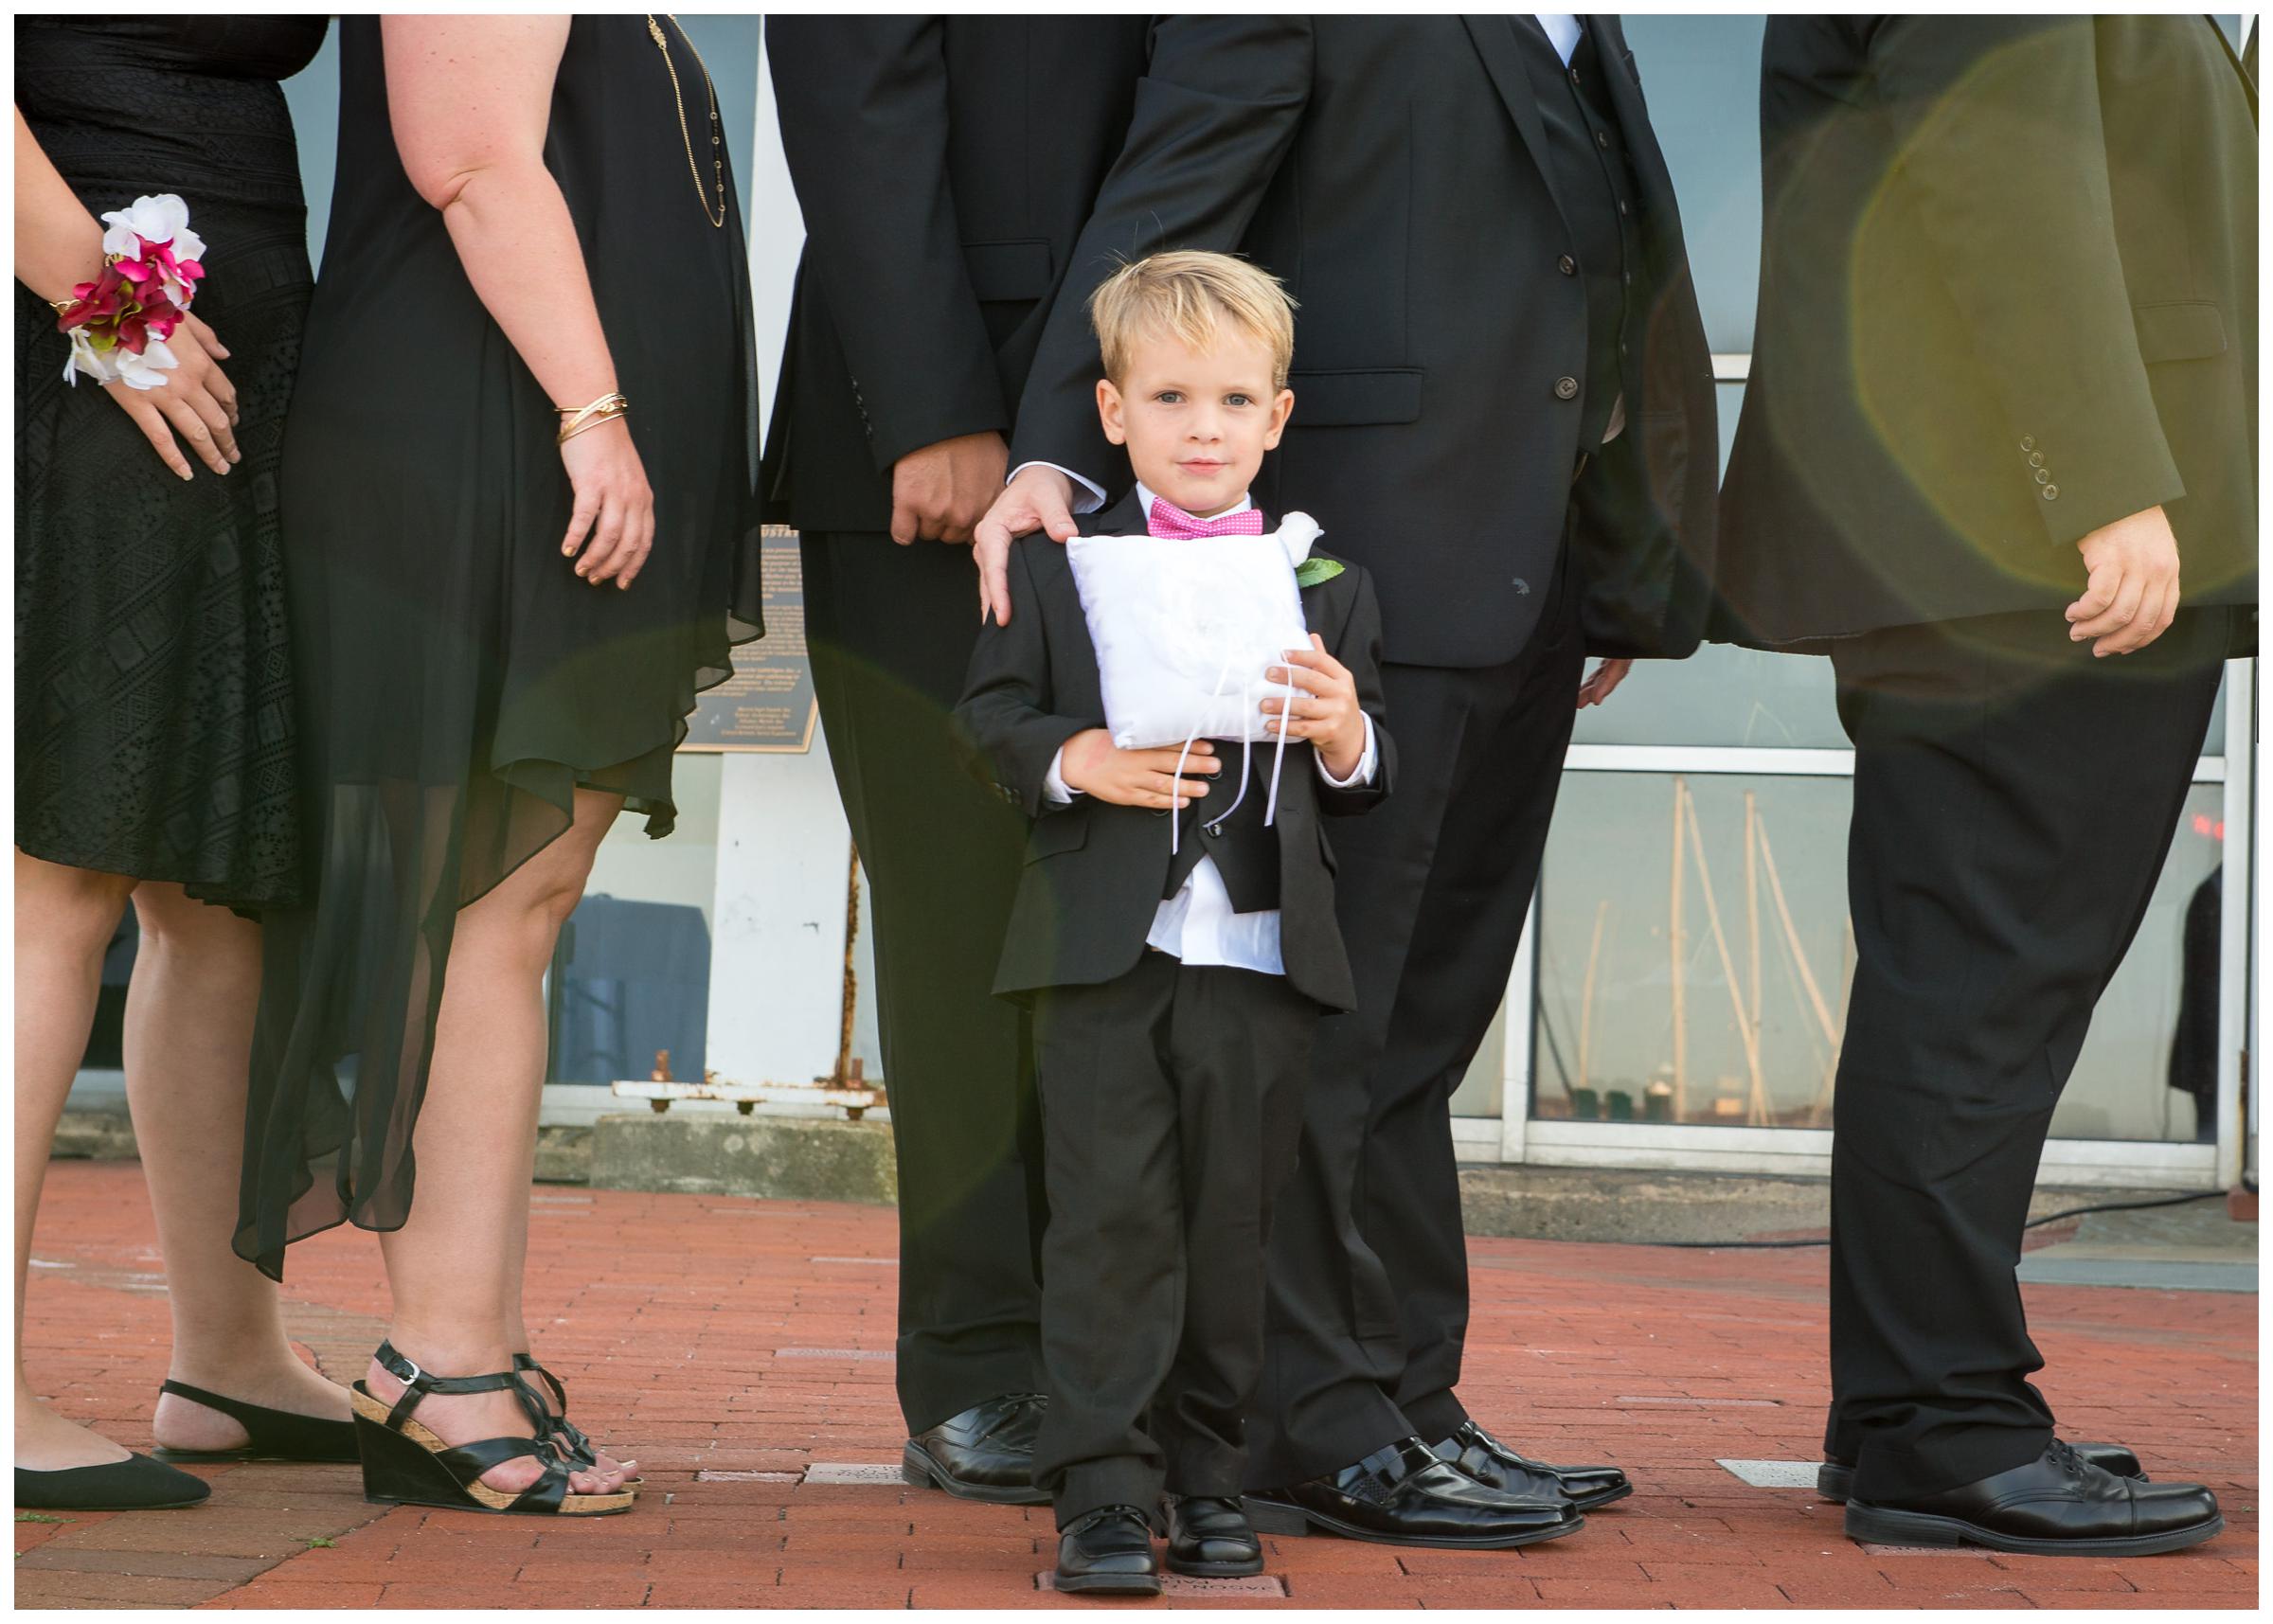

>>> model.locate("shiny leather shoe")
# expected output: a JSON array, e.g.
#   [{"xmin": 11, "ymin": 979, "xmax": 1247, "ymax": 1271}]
[
  {"xmin": 1818, "ymin": 1439, "xmax": 2142, "ymax": 1503},
  {"xmin": 1845, "ymin": 1441, "xmax": 2221, "ymax": 1556},
  {"xmin": 1165, "ymin": 1493, "xmax": 1264, "ymax": 1578},
  {"xmin": 900, "ymin": 1393, "xmax": 1048, "ymax": 1506},
  {"xmin": 1056, "ymin": 1505, "xmax": 1161, "ymax": 1596},
  {"xmin": 1244, "ymin": 1436, "xmax": 1583, "ymax": 1549},
  {"xmin": 1432, "ymin": 1420, "xmax": 1630, "ymax": 1511}
]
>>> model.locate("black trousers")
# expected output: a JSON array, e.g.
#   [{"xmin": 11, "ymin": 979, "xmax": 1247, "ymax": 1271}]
[
  {"xmin": 1030, "ymin": 955, "xmax": 1315, "ymax": 1526},
  {"xmin": 1826, "ymin": 608, "xmax": 2229, "ymax": 1503},
  {"xmin": 1244, "ymin": 554, "xmax": 1585, "ymax": 1489},
  {"xmin": 801, "ymin": 530, "xmax": 1044, "ymax": 1433}
]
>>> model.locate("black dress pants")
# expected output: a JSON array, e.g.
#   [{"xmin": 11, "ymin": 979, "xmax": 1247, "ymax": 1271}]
[
  {"xmin": 1030, "ymin": 955, "xmax": 1315, "ymax": 1526},
  {"xmin": 801, "ymin": 530, "xmax": 1044, "ymax": 1433},
  {"xmin": 1826, "ymin": 608, "xmax": 2229, "ymax": 1503},
  {"xmin": 1244, "ymin": 554, "xmax": 1585, "ymax": 1489}
]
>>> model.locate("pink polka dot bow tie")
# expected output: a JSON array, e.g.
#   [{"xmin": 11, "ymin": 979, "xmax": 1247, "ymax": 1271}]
[{"xmin": 1147, "ymin": 498, "xmax": 1265, "ymax": 539}]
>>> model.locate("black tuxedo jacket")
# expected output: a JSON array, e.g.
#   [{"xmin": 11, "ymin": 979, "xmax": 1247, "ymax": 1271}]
[
  {"xmin": 1003, "ymin": 16, "xmax": 1718, "ymax": 670},
  {"xmin": 953, "ymin": 492, "xmax": 1394, "ymax": 1012},
  {"xmin": 1716, "ymin": 16, "xmax": 2258, "ymax": 649},
  {"xmin": 761, "ymin": 16, "xmax": 1151, "ymax": 534}
]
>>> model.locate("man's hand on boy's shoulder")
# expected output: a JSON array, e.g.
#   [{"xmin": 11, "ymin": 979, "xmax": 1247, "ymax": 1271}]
[
  {"xmin": 974, "ymin": 465, "xmax": 1081, "ymax": 625},
  {"xmin": 1059, "ymin": 730, "xmax": 1223, "ymax": 811}
]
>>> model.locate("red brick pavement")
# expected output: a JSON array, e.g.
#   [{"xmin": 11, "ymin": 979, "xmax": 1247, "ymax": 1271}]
[{"xmin": 15, "ymin": 1161, "xmax": 2257, "ymax": 1609}]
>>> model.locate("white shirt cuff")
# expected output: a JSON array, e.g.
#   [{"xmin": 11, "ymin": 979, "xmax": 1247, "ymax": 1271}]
[
  {"xmin": 1043, "ymin": 745, "xmax": 1083, "ymax": 804},
  {"xmin": 1315, "ymin": 713, "xmax": 1378, "ymax": 789},
  {"xmin": 1011, "ymin": 459, "xmax": 1107, "ymax": 515}
]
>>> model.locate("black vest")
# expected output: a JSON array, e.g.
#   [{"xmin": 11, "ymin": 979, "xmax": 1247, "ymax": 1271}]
[
  {"xmin": 1511, "ymin": 18, "xmax": 1641, "ymax": 452},
  {"xmin": 1162, "ymin": 749, "xmax": 1283, "ymax": 913}
]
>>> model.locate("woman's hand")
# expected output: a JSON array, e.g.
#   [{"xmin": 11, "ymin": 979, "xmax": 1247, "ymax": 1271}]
[
  {"xmin": 1263, "ymin": 635, "xmax": 1367, "ymax": 778},
  {"xmin": 559, "ymin": 418, "xmax": 654, "ymax": 589},
  {"xmin": 103, "ymin": 312, "xmax": 240, "ymax": 481}
]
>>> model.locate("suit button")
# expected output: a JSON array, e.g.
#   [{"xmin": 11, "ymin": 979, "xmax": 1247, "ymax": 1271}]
[
  {"xmin": 2034, "ymin": 468, "xmax": 2051, "ymax": 485},
  {"xmin": 1595, "ymin": 129, "xmax": 1611, "ymax": 150},
  {"xmin": 2028, "ymin": 452, "xmax": 2045, "ymax": 468},
  {"xmin": 2020, "ymin": 435, "xmax": 2037, "ymax": 452},
  {"xmin": 1203, "ymin": 823, "xmax": 1222, "ymax": 841},
  {"xmin": 1558, "ymin": 255, "xmax": 1577, "ymax": 276},
  {"xmin": 1554, "ymin": 376, "xmax": 1580, "ymax": 401},
  {"xmin": 2042, "ymin": 485, "xmax": 2060, "ymax": 500}
]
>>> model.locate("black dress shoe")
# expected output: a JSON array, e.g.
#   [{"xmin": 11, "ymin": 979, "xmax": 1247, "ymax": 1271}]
[
  {"xmin": 901, "ymin": 1393, "xmax": 1049, "ymax": 1506},
  {"xmin": 1056, "ymin": 1505, "xmax": 1162, "ymax": 1596},
  {"xmin": 1432, "ymin": 1420, "xmax": 1631, "ymax": 1511},
  {"xmin": 1817, "ymin": 1439, "xmax": 2141, "ymax": 1503},
  {"xmin": 1244, "ymin": 1437, "xmax": 1583, "ymax": 1549},
  {"xmin": 1164, "ymin": 1493, "xmax": 1264, "ymax": 1578},
  {"xmin": 15, "ymin": 1453, "xmax": 210, "ymax": 1510},
  {"xmin": 149, "ymin": 1379, "xmax": 359, "ymax": 1463},
  {"xmin": 1845, "ymin": 1441, "xmax": 2222, "ymax": 1556}
]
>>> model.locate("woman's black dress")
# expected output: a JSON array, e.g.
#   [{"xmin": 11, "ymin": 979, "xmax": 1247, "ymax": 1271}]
[
  {"xmin": 238, "ymin": 17, "xmax": 763, "ymax": 1276},
  {"xmin": 15, "ymin": 18, "xmax": 328, "ymax": 906}
]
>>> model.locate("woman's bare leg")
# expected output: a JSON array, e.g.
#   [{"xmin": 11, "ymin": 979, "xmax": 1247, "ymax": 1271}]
[
  {"xmin": 124, "ymin": 883, "xmax": 350, "ymax": 1452},
  {"xmin": 14, "ymin": 851, "xmax": 136, "ymax": 1470},
  {"xmin": 364, "ymin": 791, "xmax": 631, "ymax": 1497}
]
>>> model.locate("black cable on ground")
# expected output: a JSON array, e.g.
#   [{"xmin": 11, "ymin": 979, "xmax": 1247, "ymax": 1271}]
[{"xmin": 1638, "ymin": 1187, "xmax": 2228, "ymax": 1249}]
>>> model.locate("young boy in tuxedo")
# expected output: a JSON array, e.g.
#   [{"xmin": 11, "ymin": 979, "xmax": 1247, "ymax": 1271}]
[{"xmin": 955, "ymin": 252, "xmax": 1394, "ymax": 1595}]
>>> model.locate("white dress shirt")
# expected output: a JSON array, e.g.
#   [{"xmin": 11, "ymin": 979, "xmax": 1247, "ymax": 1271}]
[
  {"xmin": 1042, "ymin": 482, "xmax": 1377, "ymax": 975},
  {"xmin": 1533, "ymin": 14, "xmax": 1582, "ymax": 65}
]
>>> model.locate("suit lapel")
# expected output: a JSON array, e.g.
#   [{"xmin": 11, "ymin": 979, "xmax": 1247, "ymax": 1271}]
[
  {"xmin": 1080, "ymin": 489, "xmax": 1149, "ymax": 538},
  {"xmin": 1461, "ymin": 15, "xmax": 1570, "ymax": 238}
]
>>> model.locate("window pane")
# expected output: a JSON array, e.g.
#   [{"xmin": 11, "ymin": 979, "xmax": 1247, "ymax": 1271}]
[{"xmin": 1526, "ymin": 772, "xmax": 2225, "ymax": 1143}]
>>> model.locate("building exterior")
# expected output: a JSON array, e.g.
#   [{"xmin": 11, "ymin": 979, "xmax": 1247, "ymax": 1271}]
[{"xmin": 73, "ymin": 17, "xmax": 2250, "ymax": 1193}]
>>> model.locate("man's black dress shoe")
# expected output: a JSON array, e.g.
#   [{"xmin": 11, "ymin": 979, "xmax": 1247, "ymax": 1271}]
[
  {"xmin": 1432, "ymin": 1420, "xmax": 1632, "ymax": 1511},
  {"xmin": 1845, "ymin": 1441, "xmax": 2221, "ymax": 1556},
  {"xmin": 1056, "ymin": 1505, "xmax": 1162, "ymax": 1596},
  {"xmin": 1818, "ymin": 1439, "xmax": 2143, "ymax": 1504},
  {"xmin": 1164, "ymin": 1493, "xmax": 1264, "ymax": 1578},
  {"xmin": 900, "ymin": 1393, "xmax": 1049, "ymax": 1506},
  {"xmin": 1244, "ymin": 1436, "xmax": 1582, "ymax": 1549}
]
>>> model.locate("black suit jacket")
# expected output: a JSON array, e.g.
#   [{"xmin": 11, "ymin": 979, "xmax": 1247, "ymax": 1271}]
[
  {"xmin": 761, "ymin": 16, "xmax": 1151, "ymax": 533},
  {"xmin": 1004, "ymin": 16, "xmax": 1719, "ymax": 669},
  {"xmin": 953, "ymin": 492, "xmax": 1394, "ymax": 1011},
  {"xmin": 1716, "ymin": 16, "xmax": 2258, "ymax": 649}
]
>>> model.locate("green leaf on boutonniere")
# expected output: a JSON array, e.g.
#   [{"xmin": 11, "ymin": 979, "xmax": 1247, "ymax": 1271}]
[{"xmin": 1294, "ymin": 557, "xmax": 1344, "ymax": 589}]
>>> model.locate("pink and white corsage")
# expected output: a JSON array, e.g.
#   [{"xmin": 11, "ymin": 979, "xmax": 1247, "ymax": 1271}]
[{"xmin": 55, "ymin": 194, "xmax": 208, "ymax": 389}]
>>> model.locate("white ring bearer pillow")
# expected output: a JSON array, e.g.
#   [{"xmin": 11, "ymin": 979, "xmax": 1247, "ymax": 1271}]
[{"xmin": 1065, "ymin": 511, "xmax": 1324, "ymax": 846}]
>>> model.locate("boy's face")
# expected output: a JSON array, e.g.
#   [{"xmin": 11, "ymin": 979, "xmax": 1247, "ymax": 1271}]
[{"xmin": 1097, "ymin": 327, "xmax": 1295, "ymax": 519}]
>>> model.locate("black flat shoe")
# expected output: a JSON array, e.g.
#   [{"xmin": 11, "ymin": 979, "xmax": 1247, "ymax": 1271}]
[
  {"xmin": 349, "ymin": 1341, "xmax": 635, "ymax": 1518},
  {"xmin": 1244, "ymin": 1437, "xmax": 1583, "ymax": 1549},
  {"xmin": 149, "ymin": 1379, "xmax": 358, "ymax": 1464},
  {"xmin": 1431, "ymin": 1420, "xmax": 1630, "ymax": 1511},
  {"xmin": 1818, "ymin": 1439, "xmax": 2142, "ymax": 1503},
  {"xmin": 512, "ymin": 1353, "xmax": 643, "ymax": 1490},
  {"xmin": 1845, "ymin": 1442, "xmax": 2220, "ymax": 1557},
  {"xmin": 15, "ymin": 1453, "xmax": 210, "ymax": 1510},
  {"xmin": 1165, "ymin": 1493, "xmax": 1263, "ymax": 1577},
  {"xmin": 1056, "ymin": 1504, "xmax": 1161, "ymax": 1596},
  {"xmin": 901, "ymin": 1392, "xmax": 1048, "ymax": 1506}
]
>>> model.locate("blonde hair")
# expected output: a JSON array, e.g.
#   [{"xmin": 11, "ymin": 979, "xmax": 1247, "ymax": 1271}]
[{"xmin": 1088, "ymin": 250, "xmax": 1297, "ymax": 388}]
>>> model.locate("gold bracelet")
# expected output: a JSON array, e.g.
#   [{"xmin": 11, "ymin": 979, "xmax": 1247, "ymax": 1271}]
[{"xmin": 556, "ymin": 390, "xmax": 630, "ymax": 445}]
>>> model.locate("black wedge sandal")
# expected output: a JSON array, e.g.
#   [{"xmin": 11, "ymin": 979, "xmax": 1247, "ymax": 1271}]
[
  {"xmin": 150, "ymin": 1379, "xmax": 360, "ymax": 1463},
  {"xmin": 514, "ymin": 1352, "xmax": 643, "ymax": 1490},
  {"xmin": 350, "ymin": 1342, "xmax": 635, "ymax": 1517}
]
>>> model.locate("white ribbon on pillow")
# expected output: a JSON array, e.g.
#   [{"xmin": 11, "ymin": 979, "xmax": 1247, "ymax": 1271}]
[{"xmin": 1066, "ymin": 513, "xmax": 1323, "ymax": 853}]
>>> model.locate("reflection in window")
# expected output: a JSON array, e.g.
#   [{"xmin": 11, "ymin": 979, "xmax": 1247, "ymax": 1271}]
[{"xmin": 1530, "ymin": 773, "xmax": 2226, "ymax": 1143}]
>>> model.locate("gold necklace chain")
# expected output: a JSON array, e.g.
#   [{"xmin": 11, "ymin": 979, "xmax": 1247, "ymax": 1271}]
[{"xmin": 647, "ymin": 14, "xmax": 725, "ymax": 228}]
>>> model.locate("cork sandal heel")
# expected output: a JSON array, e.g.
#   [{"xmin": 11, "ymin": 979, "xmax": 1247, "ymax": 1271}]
[{"xmin": 351, "ymin": 1341, "xmax": 634, "ymax": 1516}]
